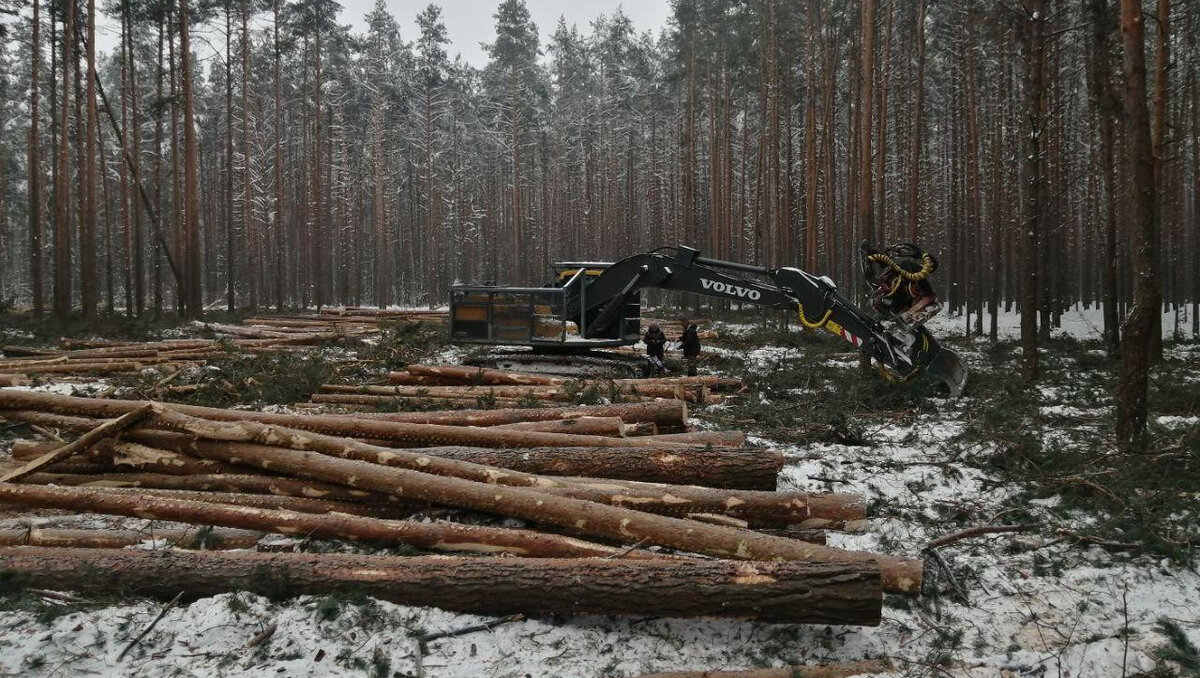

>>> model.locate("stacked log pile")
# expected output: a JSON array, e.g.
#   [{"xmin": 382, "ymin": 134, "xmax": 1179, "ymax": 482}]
[
  {"xmin": 304, "ymin": 363, "xmax": 745, "ymax": 410},
  {"xmin": 0, "ymin": 310, "xmax": 446, "ymax": 383},
  {"xmin": 0, "ymin": 388, "xmax": 921, "ymax": 624}
]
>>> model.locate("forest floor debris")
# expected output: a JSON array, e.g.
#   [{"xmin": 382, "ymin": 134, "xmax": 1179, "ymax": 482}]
[{"xmin": 0, "ymin": 308, "xmax": 1196, "ymax": 677}]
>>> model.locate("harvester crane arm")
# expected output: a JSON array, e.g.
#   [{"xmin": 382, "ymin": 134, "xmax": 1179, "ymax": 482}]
[{"xmin": 571, "ymin": 246, "xmax": 967, "ymax": 396}]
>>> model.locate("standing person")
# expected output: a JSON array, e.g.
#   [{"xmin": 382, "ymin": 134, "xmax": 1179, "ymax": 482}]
[
  {"xmin": 680, "ymin": 319, "xmax": 701, "ymax": 376},
  {"xmin": 643, "ymin": 323, "xmax": 668, "ymax": 376}
]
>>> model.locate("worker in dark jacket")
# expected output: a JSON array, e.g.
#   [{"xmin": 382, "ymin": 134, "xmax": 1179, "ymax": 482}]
[
  {"xmin": 643, "ymin": 323, "xmax": 668, "ymax": 375},
  {"xmin": 680, "ymin": 319, "xmax": 701, "ymax": 376}
]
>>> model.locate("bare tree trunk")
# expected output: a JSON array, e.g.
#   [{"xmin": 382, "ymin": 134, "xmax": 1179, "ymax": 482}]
[
  {"xmin": 179, "ymin": 0, "xmax": 202, "ymax": 318},
  {"xmin": 1019, "ymin": 0, "xmax": 1046, "ymax": 380},
  {"xmin": 1115, "ymin": 0, "xmax": 1161, "ymax": 447},
  {"xmin": 52, "ymin": 0, "xmax": 75, "ymax": 322},
  {"xmin": 29, "ymin": 0, "xmax": 44, "ymax": 318},
  {"xmin": 0, "ymin": 484, "xmax": 648, "ymax": 560},
  {"xmin": 908, "ymin": 0, "xmax": 926, "ymax": 242}
]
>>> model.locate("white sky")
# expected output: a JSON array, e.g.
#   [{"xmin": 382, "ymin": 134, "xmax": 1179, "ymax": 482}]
[{"xmin": 89, "ymin": 0, "xmax": 673, "ymax": 67}]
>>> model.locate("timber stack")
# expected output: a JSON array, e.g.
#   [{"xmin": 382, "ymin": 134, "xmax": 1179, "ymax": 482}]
[
  {"xmin": 302, "ymin": 362, "xmax": 745, "ymax": 410},
  {"xmin": 0, "ymin": 387, "xmax": 922, "ymax": 626},
  {"xmin": 0, "ymin": 311, "xmax": 447, "ymax": 382}
]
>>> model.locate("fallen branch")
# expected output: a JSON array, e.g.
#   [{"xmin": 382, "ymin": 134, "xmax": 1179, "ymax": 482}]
[
  {"xmin": 923, "ymin": 524, "xmax": 1039, "ymax": 551},
  {"xmin": 118, "ymin": 590, "xmax": 184, "ymax": 661}
]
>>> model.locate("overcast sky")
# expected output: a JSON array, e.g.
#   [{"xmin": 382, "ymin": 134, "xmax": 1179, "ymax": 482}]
[
  {"xmin": 348, "ymin": 1, "xmax": 674, "ymax": 66},
  {"xmin": 93, "ymin": 0, "xmax": 673, "ymax": 67}
]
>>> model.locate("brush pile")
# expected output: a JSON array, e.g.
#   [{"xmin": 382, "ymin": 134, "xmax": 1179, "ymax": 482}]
[{"xmin": 0, "ymin": 383, "xmax": 921, "ymax": 626}]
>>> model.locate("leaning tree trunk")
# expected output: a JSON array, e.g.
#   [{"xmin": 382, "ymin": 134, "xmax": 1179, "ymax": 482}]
[{"xmin": 0, "ymin": 547, "xmax": 882, "ymax": 625}]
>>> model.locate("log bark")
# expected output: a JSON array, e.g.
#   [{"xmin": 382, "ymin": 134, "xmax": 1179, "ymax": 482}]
[
  {"xmin": 133, "ymin": 435, "xmax": 781, "ymax": 489},
  {"xmin": 0, "ymin": 527, "xmax": 263, "ymax": 549},
  {"xmin": 310, "ymin": 394, "xmax": 531, "ymax": 408},
  {"xmin": 0, "ymin": 484, "xmax": 423, "ymax": 519},
  {"xmin": 11, "ymin": 438, "xmax": 240, "ymax": 475},
  {"xmin": 0, "ymin": 391, "xmax": 688, "ymax": 449},
  {"xmin": 0, "ymin": 484, "xmax": 652, "ymax": 559},
  {"xmin": 486, "ymin": 416, "xmax": 626, "ymax": 437},
  {"xmin": 0, "ymin": 391, "xmax": 689, "ymax": 431},
  {"xmin": 19, "ymin": 471, "xmax": 399, "ymax": 505},
  {"xmin": 641, "ymin": 431, "xmax": 748, "ymax": 447},
  {"xmin": 139, "ymin": 409, "xmax": 921, "ymax": 593},
  {"xmin": 631, "ymin": 659, "xmax": 893, "ymax": 678},
  {"xmin": 0, "ymin": 547, "xmax": 882, "ymax": 625},
  {"xmin": 403, "ymin": 364, "xmax": 564, "ymax": 386},
  {"xmin": 0, "ymin": 404, "xmax": 153, "ymax": 483},
  {"xmin": 0, "ymin": 375, "xmax": 30, "ymax": 387}
]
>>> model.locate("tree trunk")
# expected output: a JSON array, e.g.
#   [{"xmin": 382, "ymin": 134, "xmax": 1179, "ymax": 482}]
[
  {"xmin": 1087, "ymin": 0, "xmax": 1121, "ymax": 355},
  {"xmin": 488, "ymin": 417, "xmax": 626, "ymax": 437},
  {"xmin": 0, "ymin": 547, "xmax": 882, "ymax": 625},
  {"xmin": 1115, "ymin": 0, "xmax": 1161, "ymax": 447},
  {"xmin": 0, "ymin": 484, "xmax": 655, "ymax": 560},
  {"xmin": 0, "ymin": 405, "xmax": 153, "ymax": 483},
  {"xmin": 117, "ymin": 436, "xmax": 781, "ymax": 489},
  {"xmin": 0, "ymin": 527, "xmax": 264, "ymax": 550},
  {"xmin": 1019, "ymin": 0, "xmax": 1046, "ymax": 380},
  {"xmin": 52, "ymin": 0, "xmax": 75, "ymax": 322},
  {"xmin": 131, "ymin": 409, "xmax": 921, "ymax": 593},
  {"xmin": 29, "ymin": 0, "xmax": 44, "ymax": 317},
  {"xmin": 0, "ymin": 391, "xmax": 689, "ymax": 449},
  {"xmin": 179, "ymin": 0, "xmax": 202, "ymax": 318}
]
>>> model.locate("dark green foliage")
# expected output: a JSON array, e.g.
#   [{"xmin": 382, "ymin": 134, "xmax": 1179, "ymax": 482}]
[
  {"xmin": 355, "ymin": 321, "xmax": 447, "ymax": 370},
  {"xmin": 110, "ymin": 352, "xmax": 334, "ymax": 408},
  {"xmin": 1155, "ymin": 618, "xmax": 1200, "ymax": 676}
]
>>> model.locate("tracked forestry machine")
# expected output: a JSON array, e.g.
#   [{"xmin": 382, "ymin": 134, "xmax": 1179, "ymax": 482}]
[{"xmin": 449, "ymin": 244, "xmax": 967, "ymax": 396}]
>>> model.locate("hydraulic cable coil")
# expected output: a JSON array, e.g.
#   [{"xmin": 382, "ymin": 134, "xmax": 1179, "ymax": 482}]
[{"xmin": 865, "ymin": 251, "xmax": 937, "ymax": 282}]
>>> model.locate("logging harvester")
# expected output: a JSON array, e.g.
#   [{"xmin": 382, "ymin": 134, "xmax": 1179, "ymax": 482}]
[{"xmin": 449, "ymin": 243, "xmax": 967, "ymax": 396}]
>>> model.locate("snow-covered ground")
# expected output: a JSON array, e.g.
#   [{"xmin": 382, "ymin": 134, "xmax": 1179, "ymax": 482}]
[{"xmin": 0, "ymin": 309, "xmax": 1196, "ymax": 677}]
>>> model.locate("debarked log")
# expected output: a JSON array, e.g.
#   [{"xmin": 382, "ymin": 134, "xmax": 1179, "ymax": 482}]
[
  {"xmin": 0, "ymin": 547, "xmax": 882, "ymax": 625},
  {"xmin": 0, "ymin": 484, "xmax": 659, "ymax": 559}
]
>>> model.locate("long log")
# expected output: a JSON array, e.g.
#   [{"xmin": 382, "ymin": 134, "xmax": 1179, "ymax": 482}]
[
  {"xmin": 19, "ymin": 471, "xmax": 401, "ymax": 505},
  {"xmin": 0, "ymin": 405, "xmax": 154, "ymax": 483},
  {"xmin": 0, "ymin": 548, "xmax": 882, "ymax": 625},
  {"xmin": 309, "ymin": 394, "xmax": 531, "ymax": 408},
  {"xmin": 0, "ymin": 375, "xmax": 30, "ymax": 386},
  {"xmin": 0, "ymin": 484, "xmax": 658, "ymax": 560},
  {"xmin": 483, "ymin": 416, "xmax": 626, "ymax": 437},
  {"xmin": 631, "ymin": 660, "xmax": 894, "ymax": 678},
  {"xmin": 642, "ymin": 430, "xmax": 748, "ymax": 447},
  {"xmin": 142, "ymin": 408, "xmax": 921, "ymax": 593},
  {"xmin": 133, "ymin": 434, "xmax": 780, "ymax": 489},
  {"xmin": 403, "ymin": 364, "xmax": 565, "ymax": 386},
  {"xmin": 0, "ymin": 527, "xmax": 264, "ymax": 549},
  {"xmin": 11, "ymin": 438, "xmax": 241, "ymax": 476},
  {"xmin": 0, "ymin": 392, "xmax": 691, "ymax": 449},
  {"xmin": 0, "ymin": 391, "xmax": 689, "ymax": 432},
  {"xmin": 126, "ymin": 429, "xmax": 851, "ymax": 528},
  {"xmin": 8, "ymin": 412, "xmax": 824, "ymax": 527}
]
